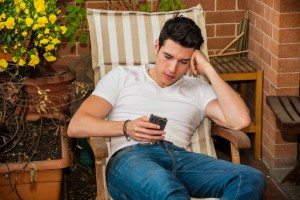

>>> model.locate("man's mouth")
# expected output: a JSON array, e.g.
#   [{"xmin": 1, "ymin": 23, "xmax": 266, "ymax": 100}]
[{"xmin": 164, "ymin": 73, "xmax": 175, "ymax": 80}]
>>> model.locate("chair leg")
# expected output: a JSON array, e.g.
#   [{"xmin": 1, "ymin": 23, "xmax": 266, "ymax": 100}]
[
  {"xmin": 95, "ymin": 158, "xmax": 107, "ymax": 200},
  {"xmin": 230, "ymin": 143, "xmax": 240, "ymax": 164}
]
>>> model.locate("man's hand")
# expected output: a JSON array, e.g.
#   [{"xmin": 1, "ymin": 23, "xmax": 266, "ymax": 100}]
[
  {"xmin": 189, "ymin": 50, "xmax": 212, "ymax": 76},
  {"xmin": 126, "ymin": 116, "xmax": 165, "ymax": 142}
]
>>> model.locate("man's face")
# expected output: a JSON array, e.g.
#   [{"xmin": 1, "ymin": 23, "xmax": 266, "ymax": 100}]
[{"xmin": 153, "ymin": 39, "xmax": 194, "ymax": 88}]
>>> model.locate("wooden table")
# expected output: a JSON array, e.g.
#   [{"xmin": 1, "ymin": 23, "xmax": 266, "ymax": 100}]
[
  {"xmin": 210, "ymin": 56, "xmax": 263, "ymax": 159},
  {"xmin": 266, "ymin": 96, "xmax": 300, "ymax": 184}
]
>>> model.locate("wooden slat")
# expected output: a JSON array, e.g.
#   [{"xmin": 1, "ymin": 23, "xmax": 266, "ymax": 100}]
[
  {"xmin": 230, "ymin": 58, "xmax": 249, "ymax": 72},
  {"xmin": 280, "ymin": 97, "xmax": 300, "ymax": 122},
  {"xmin": 234, "ymin": 57, "xmax": 255, "ymax": 72},
  {"xmin": 241, "ymin": 57, "xmax": 259, "ymax": 71},
  {"xmin": 267, "ymin": 97, "xmax": 293, "ymax": 124},
  {"xmin": 291, "ymin": 97, "xmax": 300, "ymax": 114}
]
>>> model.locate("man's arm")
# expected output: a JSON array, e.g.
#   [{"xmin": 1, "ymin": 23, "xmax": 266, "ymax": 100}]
[
  {"xmin": 190, "ymin": 50, "xmax": 250, "ymax": 130},
  {"xmin": 67, "ymin": 95, "xmax": 165, "ymax": 141}
]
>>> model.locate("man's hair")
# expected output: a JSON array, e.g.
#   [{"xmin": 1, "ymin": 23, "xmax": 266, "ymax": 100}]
[{"xmin": 158, "ymin": 15, "xmax": 204, "ymax": 50}]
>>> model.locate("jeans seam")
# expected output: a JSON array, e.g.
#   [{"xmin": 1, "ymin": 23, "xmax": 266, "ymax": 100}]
[{"xmin": 233, "ymin": 173, "xmax": 242, "ymax": 200}]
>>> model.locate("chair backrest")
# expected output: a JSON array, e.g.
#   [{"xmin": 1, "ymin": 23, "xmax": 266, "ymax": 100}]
[{"xmin": 86, "ymin": 4, "xmax": 216, "ymax": 158}]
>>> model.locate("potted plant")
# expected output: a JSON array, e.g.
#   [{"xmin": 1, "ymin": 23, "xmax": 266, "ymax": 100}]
[{"xmin": 0, "ymin": 0, "xmax": 76, "ymax": 119}]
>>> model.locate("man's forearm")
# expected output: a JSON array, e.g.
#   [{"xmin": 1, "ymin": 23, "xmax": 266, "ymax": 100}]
[{"xmin": 67, "ymin": 113, "xmax": 124, "ymax": 138}]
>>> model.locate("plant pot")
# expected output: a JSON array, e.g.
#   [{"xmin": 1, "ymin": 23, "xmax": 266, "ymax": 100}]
[
  {"xmin": 0, "ymin": 125, "xmax": 71, "ymax": 200},
  {"xmin": 24, "ymin": 70, "xmax": 76, "ymax": 121}
]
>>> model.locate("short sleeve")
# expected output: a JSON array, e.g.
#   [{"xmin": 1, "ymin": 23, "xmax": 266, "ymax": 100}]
[
  {"xmin": 92, "ymin": 67, "xmax": 124, "ymax": 106},
  {"xmin": 198, "ymin": 81, "xmax": 217, "ymax": 110}
]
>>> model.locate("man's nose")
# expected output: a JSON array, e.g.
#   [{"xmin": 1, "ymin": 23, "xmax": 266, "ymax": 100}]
[{"xmin": 168, "ymin": 61, "xmax": 178, "ymax": 73}]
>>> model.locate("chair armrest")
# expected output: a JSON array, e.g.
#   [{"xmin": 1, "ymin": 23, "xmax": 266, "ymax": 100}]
[
  {"xmin": 87, "ymin": 136, "xmax": 108, "ymax": 158},
  {"xmin": 211, "ymin": 125, "xmax": 251, "ymax": 149}
]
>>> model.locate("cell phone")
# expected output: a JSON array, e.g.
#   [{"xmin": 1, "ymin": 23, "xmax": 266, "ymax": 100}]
[{"xmin": 149, "ymin": 114, "xmax": 168, "ymax": 130}]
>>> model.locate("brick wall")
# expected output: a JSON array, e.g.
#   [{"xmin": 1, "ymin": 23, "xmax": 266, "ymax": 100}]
[{"xmin": 247, "ymin": 0, "xmax": 300, "ymax": 169}]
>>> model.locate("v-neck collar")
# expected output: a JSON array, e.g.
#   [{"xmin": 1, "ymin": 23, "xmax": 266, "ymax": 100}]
[{"xmin": 143, "ymin": 64, "xmax": 183, "ymax": 90}]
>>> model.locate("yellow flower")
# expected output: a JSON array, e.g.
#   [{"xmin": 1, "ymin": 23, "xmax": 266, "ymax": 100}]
[
  {"xmin": 25, "ymin": 17, "xmax": 33, "ymax": 27},
  {"xmin": 0, "ymin": 0, "xmax": 4, "ymax": 3},
  {"xmin": 0, "ymin": 13, "xmax": 6, "ymax": 20},
  {"xmin": 24, "ymin": 9, "xmax": 29, "ymax": 14},
  {"xmin": 0, "ymin": 22, "xmax": 4, "ymax": 30},
  {"xmin": 45, "ymin": 44, "xmax": 54, "ymax": 51},
  {"xmin": 18, "ymin": 58, "xmax": 26, "ymax": 66},
  {"xmin": 52, "ymin": 38, "xmax": 61, "ymax": 45},
  {"xmin": 28, "ymin": 54, "xmax": 40, "ymax": 66},
  {"xmin": 37, "ymin": 16, "xmax": 48, "ymax": 27},
  {"xmin": 49, "ymin": 14, "xmax": 57, "ymax": 24},
  {"xmin": 5, "ymin": 17, "xmax": 15, "ymax": 29},
  {"xmin": 21, "ymin": 31, "xmax": 27, "ymax": 37},
  {"xmin": 12, "ymin": 57, "xmax": 18, "ymax": 62},
  {"xmin": 20, "ymin": 2, "xmax": 26, "ymax": 10},
  {"xmin": 60, "ymin": 26, "xmax": 67, "ymax": 34},
  {"xmin": 44, "ymin": 28, "xmax": 49, "ymax": 34},
  {"xmin": 40, "ymin": 38, "xmax": 49, "ymax": 44},
  {"xmin": 44, "ymin": 53, "xmax": 57, "ymax": 62},
  {"xmin": 34, "ymin": 0, "xmax": 45, "ymax": 13},
  {"xmin": 0, "ymin": 59, "xmax": 8, "ymax": 70}
]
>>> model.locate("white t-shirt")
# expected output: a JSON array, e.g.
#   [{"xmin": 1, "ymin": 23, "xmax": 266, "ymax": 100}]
[{"xmin": 92, "ymin": 65, "xmax": 217, "ymax": 154}]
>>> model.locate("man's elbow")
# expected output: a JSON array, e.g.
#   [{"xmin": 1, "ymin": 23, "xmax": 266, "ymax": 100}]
[
  {"xmin": 232, "ymin": 115, "xmax": 251, "ymax": 130},
  {"xmin": 67, "ymin": 118, "xmax": 80, "ymax": 138}
]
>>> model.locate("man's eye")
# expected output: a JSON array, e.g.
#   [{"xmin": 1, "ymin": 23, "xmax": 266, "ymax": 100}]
[
  {"xmin": 180, "ymin": 61, "xmax": 189, "ymax": 64},
  {"xmin": 165, "ymin": 55, "xmax": 172, "ymax": 59}
]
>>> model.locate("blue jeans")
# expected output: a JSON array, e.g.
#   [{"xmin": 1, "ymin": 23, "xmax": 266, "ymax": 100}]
[{"xmin": 106, "ymin": 141, "xmax": 265, "ymax": 200}]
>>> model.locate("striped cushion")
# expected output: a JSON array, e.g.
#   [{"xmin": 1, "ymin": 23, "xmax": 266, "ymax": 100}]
[{"xmin": 87, "ymin": 4, "xmax": 208, "ymax": 85}]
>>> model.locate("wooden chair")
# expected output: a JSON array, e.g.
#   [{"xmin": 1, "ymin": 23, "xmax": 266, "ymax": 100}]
[{"xmin": 86, "ymin": 4, "xmax": 251, "ymax": 200}]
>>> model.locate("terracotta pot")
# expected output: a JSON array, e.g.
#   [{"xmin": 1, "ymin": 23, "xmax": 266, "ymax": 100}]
[
  {"xmin": 0, "ymin": 126, "xmax": 71, "ymax": 200},
  {"xmin": 24, "ymin": 70, "xmax": 76, "ymax": 121}
]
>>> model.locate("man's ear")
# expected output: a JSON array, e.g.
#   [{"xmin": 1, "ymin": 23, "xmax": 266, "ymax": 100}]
[{"xmin": 154, "ymin": 40, "xmax": 159, "ymax": 55}]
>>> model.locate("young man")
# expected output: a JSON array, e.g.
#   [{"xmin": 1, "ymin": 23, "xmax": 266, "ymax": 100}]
[{"xmin": 68, "ymin": 16, "xmax": 265, "ymax": 199}]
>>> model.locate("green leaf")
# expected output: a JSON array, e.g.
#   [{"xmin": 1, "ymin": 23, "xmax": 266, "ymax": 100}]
[
  {"xmin": 70, "ymin": 36, "xmax": 76, "ymax": 48},
  {"xmin": 78, "ymin": 33, "xmax": 88, "ymax": 43}
]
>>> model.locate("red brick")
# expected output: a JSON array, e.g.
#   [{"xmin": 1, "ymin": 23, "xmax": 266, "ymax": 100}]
[
  {"xmin": 272, "ymin": 58, "xmax": 300, "ymax": 73},
  {"xmin": 261, "ymin": 48, "xmax": 272, "ymax": 66},
  {"xmin": 263, "ymin": 35, "xmax": 271, "ymax": 50},
  {"xmin": 216, "ymin": 0, "xmax": 235, "ymax": 10},
  {"xmin": 262, "ymin": 145, "xmax": 275, "ymax": 168},
  {"xmin": 261, "ymin": 19, "xmax": 273, "ymax": 37},
  {"xmin": 207, "ymin": 37, "xmax": 236, "ymax": 49},
  {"xmin": 274, "ymin": 157, "xmax": 297, "ymax": 168},
  {"xmin": 249, "ymin": 25, "xmax": 264, "ymax": 45},
  {"xmin": 216, "ymin": 24, "xmax": 236, "ymax": 36},
  {"xmin": 276, "ymin": 73, "xmax": 299, "ymax": 87},
  {"xmin": 253, "ymin": 0, "xmax": 264, "ymax": 17},
  {"xmin": 205, "ymin": 11, "xmax": 245, "ymax": 23},
  {"xmin": 55, "ymin": 55, "xmax": 81, "ymax": 66},
  {"xmin": 274, "ymin": 144, "xmax": 297, "ymax": 159},
  {"xmin": 278, "ymin": 28, "xmax": 300, "ymax": 43},
  {"xmin": 237, "ymin": 0, "xmax": 247, "ymax": 10},
  {"xmin": 279, "ymin": 13, "xmax": 300, "ymax": 28},
  {"xmin": 263, "ymin": 77, "xmax": 271, "ymax": 94},
  {"xmin": 271, "ymin": 86, "xmax": 299, "ymax": 96},
  {"xmin": 273, "ymin": 0, "xmax": 300, "ymax": 12},
  {"xmin": 197, "ymin": 0, "xmax": 216, "ymax": 11},
  {"xmin": 264, "ymin": 5, "xmax": 271, "ymax": 22},
  {"xmin": 205, "ymin": 25, "xmax": 215, "ymax": 37},
  {"xmin": 262, "ymin": 0, "xmax": 274, "ymax": 7},
  {"xmin": 278, "ymin": 43, "xmax": 300, "ymax": 58}
]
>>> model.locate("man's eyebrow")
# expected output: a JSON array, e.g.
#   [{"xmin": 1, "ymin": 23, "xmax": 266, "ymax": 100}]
[{"xmin": 163, "ymin": 52, "xmax": 191, "ymax": 61}]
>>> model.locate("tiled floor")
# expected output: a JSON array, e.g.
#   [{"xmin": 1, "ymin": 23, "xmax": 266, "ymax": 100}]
[{"xmin": 214, "ymin": 138, "xmax": 297, "ymax": 200}]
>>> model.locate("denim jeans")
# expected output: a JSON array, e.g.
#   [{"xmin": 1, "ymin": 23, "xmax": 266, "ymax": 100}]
[{"xmin": 106, "ymin": 141, "xmax": 265, "ymax": 200}]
